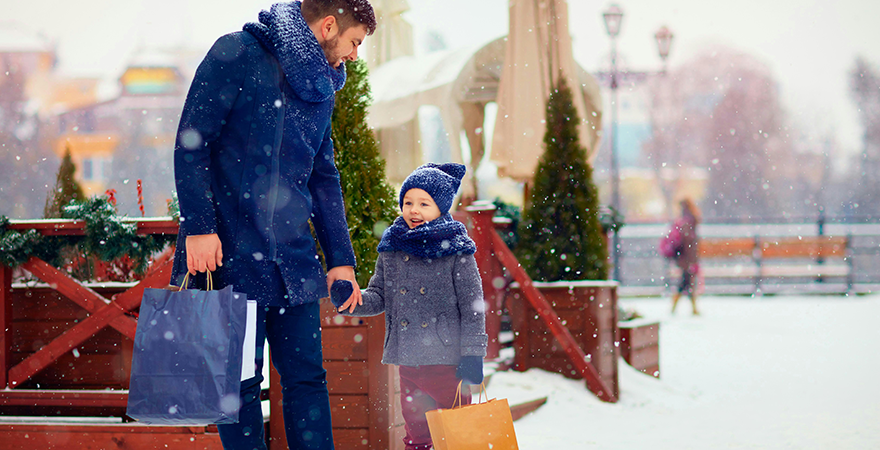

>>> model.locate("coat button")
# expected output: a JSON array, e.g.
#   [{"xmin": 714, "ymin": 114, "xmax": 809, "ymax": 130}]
[
  {"xmin": 400, "ymin": 288, "xmax": 407, "ymax": 294},
  {"xmin": 401, "ymin": 319, "xmax": 409, "ymax": 327},
  {"xmin": 404, "ymin": 255, "xmax": 410, "ymax": 261},
  {"xmin": 419, "ymin": 287, "xmax": 427, "ymax": 295},
  {"xmin": 421, "ymin": 322, "xmax": 428, "ymax": 328}
]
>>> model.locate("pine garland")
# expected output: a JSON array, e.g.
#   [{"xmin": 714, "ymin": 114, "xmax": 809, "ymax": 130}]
[
  {"xmin": 0, "ymin": 197, "xmax": 175, "ymax": 275},
  {"xmin": 0, "ymin": 217, "xmax": 68, "ymax": 268},
  {"xmin": 493, "ymin": 198, "xmax": 522, "ymax": 250}
]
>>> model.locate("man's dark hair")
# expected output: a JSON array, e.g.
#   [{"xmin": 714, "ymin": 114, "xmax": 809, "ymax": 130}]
[{"xmin": 301, "ymin": 0, "xmax": 377, "ymax": 35}]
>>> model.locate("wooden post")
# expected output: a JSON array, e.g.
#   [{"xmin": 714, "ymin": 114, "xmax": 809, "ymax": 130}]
[
  {"xmin": 754, "ymin": 235, "xmax": 763, "ymax": 294},
  {"xmin": 465, "ymin": 202, "xmax": 502, "ymax": 360},
  {"xmin": 0, "ymin": 265, "xmax": 12, "ymax": 389},
  {"xmin": 846, "ymin": 233, "xmax": 854, "ymax": 293}
]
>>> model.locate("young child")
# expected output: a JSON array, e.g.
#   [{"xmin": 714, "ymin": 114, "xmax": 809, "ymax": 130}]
[{"xmin": 330, "ymin": 162, "xmax": 487, "ymax": 450}]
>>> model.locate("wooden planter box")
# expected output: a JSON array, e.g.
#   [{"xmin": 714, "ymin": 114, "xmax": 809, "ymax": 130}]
[
  {"xmin": 507, "ymin": 281, "xmax": 619, "ymax": 399},
  {"xmin": 618, "ymin": 320, "xmax": 660, "ymax": 378}
]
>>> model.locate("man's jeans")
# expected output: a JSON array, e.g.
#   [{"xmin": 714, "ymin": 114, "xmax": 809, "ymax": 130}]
[{"xmin": 218, "ymin": 301, "xmax": 334, "ymax": 450}]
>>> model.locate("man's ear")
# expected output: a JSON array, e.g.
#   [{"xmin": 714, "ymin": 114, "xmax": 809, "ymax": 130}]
[{"xmin": 321, "ymin": 15, "xmax": 338, "ymax": 40}]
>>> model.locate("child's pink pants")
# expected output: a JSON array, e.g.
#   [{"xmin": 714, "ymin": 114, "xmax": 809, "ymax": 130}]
[{"xmin": 398, "ymin": 364, "xmax": 471, "ymax": 450}]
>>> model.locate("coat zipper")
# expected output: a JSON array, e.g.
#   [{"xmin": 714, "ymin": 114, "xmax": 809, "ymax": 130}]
[{"xmin": 268, "ymin": 89, "xmax": 285, "ymax": 261}]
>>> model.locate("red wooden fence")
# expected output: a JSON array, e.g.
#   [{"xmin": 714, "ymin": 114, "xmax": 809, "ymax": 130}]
[{"xmin": 0, "ymin": 218, "xmax": 403, "ymax": 450}]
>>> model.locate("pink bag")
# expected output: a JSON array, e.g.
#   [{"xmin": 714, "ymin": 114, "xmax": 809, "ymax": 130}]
[{"xmin": 659, "ymin": 222, "xmax": 682, "ymax": 259}]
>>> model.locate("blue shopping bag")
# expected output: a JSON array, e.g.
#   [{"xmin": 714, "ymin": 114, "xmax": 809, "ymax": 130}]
[{"xmin": 127, "ymin": 272, "xmax": 248, "ymax": 425}]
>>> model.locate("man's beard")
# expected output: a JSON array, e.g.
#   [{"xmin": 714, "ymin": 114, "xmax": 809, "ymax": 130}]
[{"xmin": 321, "ymin": 35, "xmax": 341, "ymax": 67}]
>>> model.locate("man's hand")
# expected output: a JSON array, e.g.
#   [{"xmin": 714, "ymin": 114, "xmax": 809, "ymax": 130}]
[
  {"xmin": 326, "ymin": 265, "xmax": 362, "ymax": 313},
  {"xmin": 185, "ymin": 234, "xmax": 223, "ymax": 274}
]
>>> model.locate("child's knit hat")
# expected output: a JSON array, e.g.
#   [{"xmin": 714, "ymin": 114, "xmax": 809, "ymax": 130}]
[{"xmin": 399, "ymin": 162, "xmax": 466, "ymax": 215}]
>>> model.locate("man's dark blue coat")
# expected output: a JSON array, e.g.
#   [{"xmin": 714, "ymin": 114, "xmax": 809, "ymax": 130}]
[{"xmin": 171, "ymin": 28, "xmax": 355, "ymax": 307}]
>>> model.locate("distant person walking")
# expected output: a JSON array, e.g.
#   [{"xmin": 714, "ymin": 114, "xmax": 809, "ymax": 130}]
[{"xmin": 669, "ymin": 198, "xmax": 701, "ymax": 315}]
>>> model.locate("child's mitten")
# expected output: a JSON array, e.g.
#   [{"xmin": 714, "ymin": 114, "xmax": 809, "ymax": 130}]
[
  {"xmin": 330, "ymin": 280, "xmax": 354, "ymax": 309},
  {"xmin": 456, "ymin": 356, "xmax": 484, "ymax": 384}
]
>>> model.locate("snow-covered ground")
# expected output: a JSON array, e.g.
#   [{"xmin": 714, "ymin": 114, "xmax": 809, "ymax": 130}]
[{"xmin": 488, "ymin": 294, "xmax": 880, "ymax": 449}]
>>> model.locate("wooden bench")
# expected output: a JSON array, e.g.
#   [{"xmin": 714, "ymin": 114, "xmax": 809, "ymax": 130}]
[{"xmin": 668, "ymin": 235, "xmax": 853, "ymax": 293}]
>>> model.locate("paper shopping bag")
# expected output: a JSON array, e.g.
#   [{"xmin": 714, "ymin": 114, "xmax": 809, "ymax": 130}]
[
  {"xmin": 127, "ymin": 272, "xmax": 248, "ymax": 425},
  {"xmin": 426, "ymin": 382, "xmax": 519, "ymax": 450}
]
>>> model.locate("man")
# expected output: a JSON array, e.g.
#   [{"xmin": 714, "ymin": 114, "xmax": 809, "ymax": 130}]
[{"xmin": 171, "ymin": 1, "xmax": 375, "ymax": 448}]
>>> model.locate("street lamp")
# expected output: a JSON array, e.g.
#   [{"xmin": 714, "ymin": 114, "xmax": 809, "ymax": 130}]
[
  {"xmin": 601, "ymin": 4, "xmax": 673, "ymax": 282},
  {"xmin": 603, "ymin": 5, "xmax": 623, "ymax": 38},
  {"xmin": 654, "ymin": 26, "xmax": 674, "ymax": 69}
]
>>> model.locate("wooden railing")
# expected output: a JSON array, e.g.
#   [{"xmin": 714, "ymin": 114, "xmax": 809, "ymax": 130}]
[
  {"xmin": 0, "ymin": 218, "xmax": 404, "ymax": 450},
  {"xmin": 614, "ymin": 221, "xmax": 880, "ymax": 295}
]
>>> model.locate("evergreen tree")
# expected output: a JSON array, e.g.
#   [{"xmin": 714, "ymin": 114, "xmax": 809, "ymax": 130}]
[
  {"xmin": 516, "ymin": 75, "xmax": 609, "ymax": 281},
  {"xmin": 331, "ymin": 59, "xmax": 398, "ymax": 286},
  {"xmin": 43, "ymin": 146, "xmax": 86, "ymax": 218}
]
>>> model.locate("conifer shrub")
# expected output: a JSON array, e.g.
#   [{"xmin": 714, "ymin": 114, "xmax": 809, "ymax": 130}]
[
  {"xmin": 331, "ymin": 59, "xmax": 398, "ymax": 286},
  {"xmin": 516, "ymin": 76, "xmax": 609, "ymax": 281},
  {"xmin": 44, "ymin": 146, "xmax": 85, "ymax": 218}
]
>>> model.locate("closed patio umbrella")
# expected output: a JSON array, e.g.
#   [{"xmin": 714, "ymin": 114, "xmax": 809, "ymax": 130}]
[{"xmin": 490, "ymin": 0, "xmax": 601, "ymax": 182}]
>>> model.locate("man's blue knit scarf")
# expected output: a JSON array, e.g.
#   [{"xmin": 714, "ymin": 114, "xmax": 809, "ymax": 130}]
[
  {"xmin": 378, "ymin": 214, "xmax": 477, "ymax": 259},
  {"xmin": 244, "ymin": 1, "xmax": 346, "ymax": 103}
]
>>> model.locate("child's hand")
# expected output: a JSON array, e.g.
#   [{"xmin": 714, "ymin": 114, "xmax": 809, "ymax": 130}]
[{"xmin": 330, "ymin": 280, "xmax": 360, "ymax": 313}]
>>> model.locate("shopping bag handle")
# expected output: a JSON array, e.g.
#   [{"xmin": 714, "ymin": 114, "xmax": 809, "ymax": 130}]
[
  {"xmin": 178, "ymin": 271, "xmax": 214, "ymax": 292},
  {"xmin": 452, "ymin": 380, "xmax": 488, "ymax": 409}
]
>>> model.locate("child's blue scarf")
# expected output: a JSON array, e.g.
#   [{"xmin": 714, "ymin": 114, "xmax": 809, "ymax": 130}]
[
  {"xmin": 378, "ymin": 214, "xmax": 476, "ymax": 259},
  {"xmin": 244, "ymin": 1, "xmax": 346, "ymax": 103}
]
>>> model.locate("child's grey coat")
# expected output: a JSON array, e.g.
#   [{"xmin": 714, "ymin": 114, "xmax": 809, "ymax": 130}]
[{"xmin": 342, "ymin": 251, "xmax": 488, "ymax": 366}]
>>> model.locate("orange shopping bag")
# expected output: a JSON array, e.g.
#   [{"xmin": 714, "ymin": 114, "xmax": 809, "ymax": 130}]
[{"xmin": 426, "ymin": 382, "xmax": 519, "ymax": 450}]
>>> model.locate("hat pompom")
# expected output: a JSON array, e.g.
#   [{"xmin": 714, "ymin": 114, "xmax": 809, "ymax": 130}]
[
  {"xmin": 435, "ymin": 162, "xmax": 466, "ymax": 182},
  {"xmin": 399, "ymin": 162, "xmax": 467, "ymax": 215}
]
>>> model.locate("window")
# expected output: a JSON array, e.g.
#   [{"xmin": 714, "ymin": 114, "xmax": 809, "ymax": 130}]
[
  {"xmin": 81, "ymin": 155, "xmax": 110, "ymax": 182},
  {"xmin": 81, "ymin": 158, "xmax": 93, "ymax": 180}
]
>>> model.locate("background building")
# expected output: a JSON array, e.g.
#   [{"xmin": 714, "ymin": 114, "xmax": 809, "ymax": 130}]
[{"xmin": 53, "ymin": 48, "xmax": 201, "ymax": 216}]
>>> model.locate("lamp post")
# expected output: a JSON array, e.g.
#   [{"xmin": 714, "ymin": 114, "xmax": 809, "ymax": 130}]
[
  {"xmin": 601, "ymin": 4, "xmax": 673, "ymax": 282},
  {"xmin": 602, "ymin": 5, "xmax": 623, "ymax": 283}
]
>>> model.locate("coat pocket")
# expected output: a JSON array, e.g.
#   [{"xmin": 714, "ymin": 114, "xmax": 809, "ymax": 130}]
[{"xmin": 435, "ymin": 313, "xmax": 453, "ymax": 346}]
